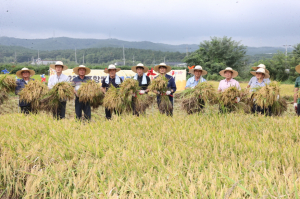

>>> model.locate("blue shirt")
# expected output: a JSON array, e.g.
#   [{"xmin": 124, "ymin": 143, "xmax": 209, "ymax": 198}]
[
  {"xmin": 155, "ymin": 74, "xmax": 176, "ymax": 101},
  {"xmin": 248, "ymin": 76, "xmax": 271, "ymax": 92},
  {"xmin": 15, "ymin": 78, "xmax": 34, "ymax": 107},
  {"xmin": 185, "ymin": 76, "xmax": 206, "ymax": 88}
]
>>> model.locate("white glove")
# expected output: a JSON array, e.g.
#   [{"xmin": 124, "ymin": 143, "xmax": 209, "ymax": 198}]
[
  {"xmin": 165, "ymin": 91, "xmax": 171, "ymax": 95},
  {"xmin": 139, "ymin": 90, "xmax": 145, "ymax": 95},
  {"xmin": 132, "ymin": 93, "xmax": 136, "ymax": 97},
  {"xmin": 294, "ymin": 103, "xmax": 298, "ymax": 108},
  {"xmin": 236, "ymin": 97, "xmax": 240, "ymax": 103},
  {"xmin": 277, "ymin": 95, "xmax": 280, "ymax": 100},
  {"xmin": 191, "ymin": 87, "xmax": 195, "ymax": 89},
  {"xmin": 157, "ymin": 91, "xmax": 160, "ymax": 95}
]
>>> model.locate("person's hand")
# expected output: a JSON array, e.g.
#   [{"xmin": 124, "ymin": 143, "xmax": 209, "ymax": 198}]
[
  {"xmin": 156, "ymin": 91, "xmax": 160, "ymax": 95},
  {"xmin": 191, "ymin": 87, "xmax": 195, "ymax": 89},
  {"xmin": 132, "ymin": 93, "xmax": 136, "ymax": 97},
  {"xmin": 236, "ymin": 97, "xmax": 240, "ymax": 103},
  {"xmin": 294, "ymin": 103, "xmax": 298, "ymax": 113},
  {"xmin": 139, "ymin": 90, "xmax": 145, "ymax": 95},
  {"xmin": 165, "ymin": 91, "xmax": 171, "ymax": 95}
]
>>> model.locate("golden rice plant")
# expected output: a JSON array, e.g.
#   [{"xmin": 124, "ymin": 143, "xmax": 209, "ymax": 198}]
[
  {"xmin": 271, "ymin": 98, "xmax": 287, "ymax": 116},
  {"xmin": 119, "ymin": 78, "xmax": 140, "ymax": 112},
  {"xmin": 251, "ymin": 81, "xmax": 280, "ymax": 109},
  {"xmin": 103, "ymin": 85, "xmax": 123, "ymax": 113},
  {"xmin": 19, "ymin": 80, "xmax": 48, "ymax": 110},
  {"xmin": 219, "ymin": 86, "xmax": 240, "ymax": 107},
  {"xmin": 0, "ymin": 75, "xmax": 16, "ymax": 105},
  {"xmin": 41, "ymin": 82, "xmax": 74, "ymax": 113},
  {"xmin": 77, "ymin": 80, "xmax": 104, "ymax": 109},
  {"xmin": 134, "ymin": 93, "xmax": 155, "ymax": 114}
]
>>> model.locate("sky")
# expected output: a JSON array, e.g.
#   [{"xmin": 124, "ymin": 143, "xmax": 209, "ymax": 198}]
[{"xmin": 0, "ymin": 0, "xmax": 299, "ymax": 47}]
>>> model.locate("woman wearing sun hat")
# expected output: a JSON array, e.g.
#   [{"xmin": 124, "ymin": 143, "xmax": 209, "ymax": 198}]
[
  {"xmin": 101, "ymin": 64, "xmax": 123, "ymax": 119},
  {"xmin": 153, "ymin": 63, "xmax": 176, "ymax": 116},
  {"xmin": 247, "ymin": 64, "xmax": 270, "ymax": 88},
  {"xmin": 131, "ymin": 63, "xmax": 150, "ymax": 116},
  {"xmin": 15, "ymin": 67, "xmax": 35, "ymax": 114},
  {"xmin": 72, "ymin": 65, "xmax": 92, "ymax": 120},
  {"xmin": 293, "ymin": 65, "xmax": 300, "ymax": 115},
  {"xmin": 218, "ymin": 67, "xmax": 241, "ymax": 92},
  {"xmin": 48, "ymin": 61, "xmax": 69, "ymax": 119}
]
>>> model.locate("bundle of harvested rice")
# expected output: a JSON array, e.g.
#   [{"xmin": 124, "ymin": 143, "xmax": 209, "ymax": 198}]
[
  {"xmin": 134, "ymin": 93, "xmax": 155, "ymax": 114},
  {"xmin": 77, "ymin": 80, "xmax": 104, "ymax": 109},
  {"xmin": 272, "ymin": 98, "xmax": 287, "ymax": 116},
  {"xmin": 0, "ymin": 75, "xmax": 16, "ymax": 105},
  {"xmin": 19, "ymin": 80, "xmax": 48, "ymax": 110},
  {"xmin": 41, "ymin": 82, "xmax": 74, "ymax": 112},
  {"xmin": 0, "ymin": 90, "xmax": 9, "ymax": 105},
  {"xmin": 148, "ymin": 75, "xmax": 172, "ymax": 114},
  {"xmin": 103, "ymin": 85, "xmax": 123, "ymax": 113},
  {"xmin": 119, "ymin": 78, "xmax": 140, "ymax": 112},
  {"xmin": 219, "ymin": 86, "xmax": 240, "ymax": 107}
]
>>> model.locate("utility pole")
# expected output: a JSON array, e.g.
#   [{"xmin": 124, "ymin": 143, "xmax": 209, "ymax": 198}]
[
  {"xmin": 283, "ymin": 45, "xmax": 291, "ymax": 57},
  {"xmin": 132, "ymin": 55, "xmax": 135, "ymax": 65},
  {"xmin": 14, "ymin": 51, "xmax": 17, "ymax": 63},
  {"xmin": 164, "ymin": 56, "xmax": 166, "ymax": 63},
  {"xmin": 123, "ymin": 45, "xmax": 125, "ymax": 66},
  {"xmin": 83, "ymin": 54, "xmax": 85, "ymax": 64},
  {"xmin": 75, "ymin": 48, "xmax": 77, "ymax": 64},
  {"xmin": 38, "ymin": 50, "xmax": 39, "ymax": 59},
  {"xmin": 186, "ymin": 45, "xmax": 189, "ymax": 57}
]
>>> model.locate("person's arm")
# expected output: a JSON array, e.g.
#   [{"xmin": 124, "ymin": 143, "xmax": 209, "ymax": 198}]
[
  {"xmin": 15, "ymin": 80, "xmax": 21, "ymax": 95},
  {"xmin": 47, "ymin": 76, "xmax": 53, "ymax": 89},
  {"xmin": 170, "ymin": 77, "xmax": 176, "ymax": 93},
  {"xmin": 236, "ymin": 81, "xmax": 241, "ymax": 90},
  {"xmin": 218, "ymin": 81, "xmax": 222, "ymax": 92},
  {"xmin": 145, "ymin": 76, "xmax": 150, "ymax": 92},
  {"xmin": 185, "ymin": 78, "xmax": 191, "ymax": 89},
  {"xmin": 101, "ymin": 78, "xmax": 107, "ymax": 93}
]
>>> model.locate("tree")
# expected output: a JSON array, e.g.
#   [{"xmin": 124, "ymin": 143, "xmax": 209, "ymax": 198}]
[{"xmin": 184, "ymin": 36, "xmax": 247, "ymax": 75}]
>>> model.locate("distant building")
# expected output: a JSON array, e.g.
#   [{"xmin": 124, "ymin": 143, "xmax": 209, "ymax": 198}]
[
  {"xmin": 165, "ymin": 62, "xmax": 187, "ymax": 67},
  {"xmin": 114, "ymin": 62, "xmax": 125, "ymax": 66},
  {"xmin": 31, "ymin": 58, "xmax": 58, "ymax": 65}
]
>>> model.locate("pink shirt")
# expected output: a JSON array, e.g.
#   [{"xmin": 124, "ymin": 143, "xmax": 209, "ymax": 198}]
[{"xmin": 218, "ymin": 78, "xmax": 241, "ymax": 92}]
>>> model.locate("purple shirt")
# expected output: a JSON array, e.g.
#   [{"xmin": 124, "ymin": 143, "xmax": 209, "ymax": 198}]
[{"xmin": 218, "ymin": 78, "xmax": 241, "ymax": 92}]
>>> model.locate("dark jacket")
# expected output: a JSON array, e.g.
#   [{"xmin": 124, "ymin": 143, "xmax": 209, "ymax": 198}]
[
  {"xmin": 101, "ymin": 76, "xmax": 123, "ymax": 91},
  {"xmin": 136, "ymin": 75, "xmax": 151, "ymax": 90},
  {"xmin": 15, "ymin": 78, "xmax": 34, "ymax": 107}
]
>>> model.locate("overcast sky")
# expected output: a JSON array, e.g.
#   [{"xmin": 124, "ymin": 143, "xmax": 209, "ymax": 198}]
[{"xmin": 0, "ymin": 0, "xmax": 299, "ymax": 47}]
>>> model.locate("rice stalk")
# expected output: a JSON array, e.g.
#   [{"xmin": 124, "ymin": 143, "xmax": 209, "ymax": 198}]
[
  {"xmin": 0, "ymin": 75, "xmax": 16, "ymax": 105},
  {"xmin": 134, "ymin": 93, "xmax": 155, "ymax": 114},
  {"xmin": 103, "ymin": 85, "xmax": 123, "ymax": 113},
  {"xmin": 251, "ymin": 81, "xmax": 280, "ymax": 109},
  {"xmin": 119, "ymin": 78, "xmax": 140, "ymax": 112},
  {"xmin": 77, "ymin": 80, "xmax": 104, "ymax": 109}
]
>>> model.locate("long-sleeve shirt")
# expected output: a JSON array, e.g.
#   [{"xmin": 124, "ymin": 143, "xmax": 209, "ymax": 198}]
[
  {"xmin": 248, "ymin": 77, "xmax": 271, "ymax": 92},
  {"xmin": 185, "ymin": 76, "xmax": 206, "ymax": 88},
  {"xmin": 15, "ymin": 78, "xmax": 34, "ymax": 107},
  {"xmin": 218, "ymin": 78, "xmax": 241, "ymax": 92},
  {"xmin": 48, "ymin": 74, "xmax": 69, "ymax": 89}
]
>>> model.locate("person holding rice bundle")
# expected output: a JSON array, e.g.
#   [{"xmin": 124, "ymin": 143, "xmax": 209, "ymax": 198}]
[
  {"xmin": 293, "ymin": 65, "xmax": 300, "ymax": 115},
  {"xmin": 131, "ymin": 63, "xmax": 150, "ymax": 116},
  {"xmin": 247, "ymin": 64, "xmax": 270, "ymax": 88},
  {"xmin": 153, "ymin": 63, "xmax": 176, "ymax": 116},
  {"xmin": 72, "ymin": 65, "xmax": 91, "ymax": 120},
  {"xmin": 249, "ymin": 68, "xmax": 272, "ymax": 115},
  {"xmin": 48, "ymin": 61, "xmax": 69, "ymax": 119},
  {"xmin": 15, "ymin": 68, "xmax": 35, "ymax": 114},
  {"xmin": 101, "ymin": 64, "xmax": 123, "ymax": 119}
]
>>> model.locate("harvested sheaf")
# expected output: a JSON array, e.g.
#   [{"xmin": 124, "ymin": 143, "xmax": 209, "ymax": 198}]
[
  {"xmin": 0, "ymin": 75, "xmax": 16, "ymax": 105},
  {"xmin": 77, "ymin": 80, "xmax": 104, "ymax": 109},
  {"xmin": 103, "ymin": 85, "xmax": 123, "ymax": 113},
  {"xmin": 251, "ymin": 81, "xmax": 280, "ymax": 108},
  {"xmin": 119, "ymin": 78, "xmax": 140, "ymax": 112},
  {"xmin": 41, "ymin": 82, "xmax": 74, "ymax": 113},
  {"xmin": 219, "ymin": 86, "xmax": 240, "ymax": 107},
  {"xmin": 272, "ymin": 98, "xmax": 287, "ymax": 116},
  {"xmin": 19, "ymin": 80, "xmax": 48, "ymax": 110},
  {"xmin": 134, "ymin": 93, "xmax": 155, "ymax": 114}
]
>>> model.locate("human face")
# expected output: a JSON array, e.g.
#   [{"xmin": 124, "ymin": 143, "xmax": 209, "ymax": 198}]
[
  {"xmin": 159, "ymin": 66, "xmax": 167, "ymax": 74},
  {"xmin": 136, "ymin": 67, "xmax": 144, "ymax": 76},
  {"xmin": 78, "ymin": 68, "xmax": 86, "ymax": 76},
  {"xmin": 21, "ymin": 71, "xmax": 30, "ymax": 79},
  {"xmin": 55, "ymin": 65, "xmax": 63, "ymax": 73},
  {"xmin": 194, "ymin": 70, "xmax": 202, "ymax": 78},
  {"xmin": 109, "ymin": 69, "xmax": 116, "ymax": 77},
  {"xmin": 255, "ymin": 72, "xmax": 264, "ymax": 80},
  {"xmin": 224, "ymin": 71, "xmax": 233, "ymax": 79}
]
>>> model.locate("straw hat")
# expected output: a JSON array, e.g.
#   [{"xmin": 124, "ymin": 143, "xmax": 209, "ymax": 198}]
[
  {"xmin": 50, "ymin": 61, "xmax": 68, "ymax": 71},
  {"xmin": 252, "ymin": 64, "xmax": 269, "ymax": 74},
  {"xmin": 104, "ymin": 64, "xmax": 121, "ymax": 74},
  {"xmin": 131, "ymin": 63, "xmax": 149, "ymax": 73},
  {"xmin": 250, "ymin": 68, "xmax": 270, "ymax": 79},
  {"xmin": 295, "ymin": 65, "xmax": 300, "ymax": 74},
  {"xmin": 189, "ymin": 65, "xmax": 207, "ymax": 75},
  {"xmin": 219, "ymin": 67, "xmax": 238, "ymax": 78},
  {"xmin": 16, "ymin": 68, "xmax": 35, "ymax": 78},
  {"xmin": 154, "ymin": 63, "xmax": 172, "ymax": 73},
  {"xmin": 73, "ymin": 65, "xmax": 91, "ymax": 75}
]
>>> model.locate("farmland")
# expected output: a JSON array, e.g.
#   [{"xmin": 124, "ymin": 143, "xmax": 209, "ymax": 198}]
[{"xmin": 0, "ymin": 81, "xmax": 299, "ymax": 198}]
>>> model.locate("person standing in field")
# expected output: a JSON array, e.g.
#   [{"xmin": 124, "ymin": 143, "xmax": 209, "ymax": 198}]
[
  {"xmin": 153, "ymin": 63, "xmax": 176, "ymax": 116},
  {"xmin": 15, "ymin": 68, "xmax": 35, "ymax": 114},
  {"xmin": 247, "ymin": 64, "xmax": 270, "ymax": 88},
  {"xmin": 72, "ymin": 65, "xmax": 91, "ymax": 120},
  {"xmin": 249, "ymin": 68, "xmax": 272, "ymax": 115},
  {"xmin": 48, "ymin": 61, "xmax": 69, "ymax": 119},
  {"xmin": 293, "ymin": 65, "xmax": 300, "ymax": 116},
  {"xmin": 131, "ymin": 63, "xmax": 150, "ymax": 116},
  {"xmin": 101, "ymin": 64, "xmax": 123, "ymax": 120}
]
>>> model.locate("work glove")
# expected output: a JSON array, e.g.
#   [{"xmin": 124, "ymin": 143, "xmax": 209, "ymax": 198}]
[
  {"xmin": 132, "ymin": 93, "xmax": 136, "ymax": 97},
  {"xmin": 276, "ymin": 95, "xmax": 280, "ymax": 101},
  {"xmin": 165, "ymin": 91, "xmax": 171, "ymax": 95},
  {"xmin": 236, "ymin": 97, "xmax": 240, "ymax": 103},
  {"xmin": 157, "ymin": 91, "xmax": 160, "ymax": 95},
  {"xmin": 294, "ymin": 103, "xmax": 298, "ymax": 113},
  {"xmin": 139, "ymin": 90, "xmax": 145, "ymax": 95}
]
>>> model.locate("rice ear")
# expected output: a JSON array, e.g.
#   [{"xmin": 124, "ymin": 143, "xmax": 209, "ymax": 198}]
[{"xmin": 77, "ymin": 80, "xmax": 104, "ymax": 109}]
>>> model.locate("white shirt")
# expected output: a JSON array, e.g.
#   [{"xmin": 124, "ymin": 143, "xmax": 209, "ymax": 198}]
[{"xmin": 48, "ymin": 74, "xmax": 69, "ymax": 89}]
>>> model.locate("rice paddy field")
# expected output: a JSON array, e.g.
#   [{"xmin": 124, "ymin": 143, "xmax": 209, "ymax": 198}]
[{"xmin": 0, "ymin": 81, "xmax": 300, "ymax": 198}]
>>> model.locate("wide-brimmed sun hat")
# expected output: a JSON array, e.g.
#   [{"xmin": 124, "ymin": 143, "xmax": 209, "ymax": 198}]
[
  {"xmin": 154, "ymin": 63, "xmax": 172, "ymax": 73},
  {"xmin": 252, "ymin": 64, "xmax": 269, "ymax": 74},
  {"xmin": 189, "ymin": 65, "xmax": 207, "ymax": 75},
  {"xmin": 219, "ymin": 67, "xmax": 238, "ymax": 78},
  {"xmin": 250, "ymin": 68, "xmax": 270, "ymax": 79},
  {"xmin": 50, "ymin": 61, "xmax": 68, "ymax": 71},
  {"xmin": 104, "ymin": 64, "xmax": 121, "ymax": 74},
  {"xmin": 73, "ymin": 65, "xmax": 91, "ymax": 75},
  {"xmin": 16, "ymin": 68, "xmax": 35, "ymax": 78},
  {"xmin": 295, "ymin": 65, "xmax": 300, "ymax": 74},
  {"xmin": 131, "ymin": 63, "xmax": 149, "ymax": 73}
]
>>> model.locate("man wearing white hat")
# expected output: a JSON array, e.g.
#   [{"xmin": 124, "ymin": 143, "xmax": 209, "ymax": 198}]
[
  {"xmin": 101, "ymin": 64, "xmax": 123, "ymax": 119},
  {"xmin": 72, "ymin": 65, "xmax": 91, "ymax": 120},
  {"xmin": 185, "ymin": 65, "xmax": 207, "ymax": 89},
  {"xmin": 247, "ymin": 64, "xmax": 270, "ymax": 88},
  {"xmin": 48, "ymin": 61, "xmax": 69, "ymax": 119},
  {"xmin": 131, "ymin": 63, "xmax": 150, "ymax": 116},
  {"xmin": 294, "ymin": 65, "xmax": 300, "ymax": 115},
  {"xmin": 15, "ymin": 68, "xmax": 35, "ymax": 114}
]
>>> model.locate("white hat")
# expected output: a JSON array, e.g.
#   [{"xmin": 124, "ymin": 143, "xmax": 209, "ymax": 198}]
[
  {"xmin": 16, "ymin": 68, "xmax": 35, "ymax": 78},
  {"xmin": 73, "ymin": 65, "xmax": 91, "ymax": 75},
  {"xmin": 219, "ymin": 67, "xmax": 238, "ymax": 78},
  {"xmin": 50, "ymin": 61, "xmax": 68, "ymax": 71},
  {"xmin": 104, "ymin": 64, "xmax": 121, "ymax": 73},
  {"xmin": 154, "ymin": 63, "xmax": 172, "ymax": 73},
  {"xmin": 189, "ymin": 65, "xmax": 207, "ymax": 75},
  {"xmin": 250, "ymin": 68, "xmax": 270, "ymax": 79},
  {"xmin": 252, "ymin": 64, "xmax": 269, "ymax": 73},
  {"xmin": 131, "ymin": 63, "xmax": 149, "ymax": 73}
]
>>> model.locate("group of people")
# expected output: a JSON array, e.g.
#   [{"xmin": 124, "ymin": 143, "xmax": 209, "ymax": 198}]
[{"xmin": 14, "ymin": 62, "xmax": 300, "ymax": 119}]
